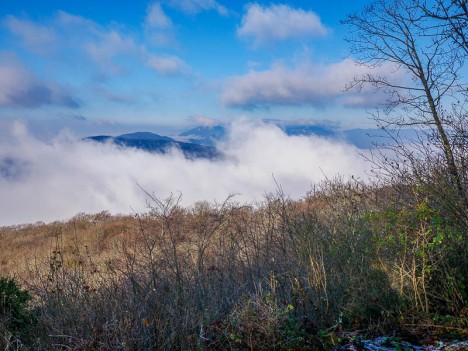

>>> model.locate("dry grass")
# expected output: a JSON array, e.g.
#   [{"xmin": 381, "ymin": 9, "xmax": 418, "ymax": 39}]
[{"xmin": 0, "ymin": 212, "xmax": 139, "ymax": 280}]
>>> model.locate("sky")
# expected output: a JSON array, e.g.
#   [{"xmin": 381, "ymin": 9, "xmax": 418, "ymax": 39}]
[
  {"xmin": 0, "ymin": 0, "xmax": 380, "ymax": 137},
  {"xmin": 0, "ymin": 0, "xmax": 385, "ymax": 226}
]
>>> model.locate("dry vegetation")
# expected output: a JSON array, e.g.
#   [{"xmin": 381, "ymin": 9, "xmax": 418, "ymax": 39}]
[
  {"xmin": 0, "ymin": 212, "xmax": 139, "ymax": 279},
  {"xmin": 1, "ymin": 170, "xmax": 467, "ymax": 350}
]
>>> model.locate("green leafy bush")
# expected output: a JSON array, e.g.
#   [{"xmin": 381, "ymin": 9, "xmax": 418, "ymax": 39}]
[{"xmin": 0, "ymin": 277, "xmax": 33, "ymax": 345}]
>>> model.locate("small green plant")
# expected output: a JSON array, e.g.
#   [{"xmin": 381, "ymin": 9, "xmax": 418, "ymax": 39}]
[{"xmin": 0, "ymin": 277, "xmax": 33, "ymax": 343}]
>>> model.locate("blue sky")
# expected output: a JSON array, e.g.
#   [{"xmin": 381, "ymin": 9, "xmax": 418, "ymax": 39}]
[{"xmin": 0, "ymin": 0, "xmax": 378, "ymax": 137}]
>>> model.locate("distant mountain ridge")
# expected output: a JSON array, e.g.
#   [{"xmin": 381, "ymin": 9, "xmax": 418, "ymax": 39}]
[
  {"xmin": 85, "ymin": 124, "xmax": 416, "ymax": 158},
  {"xmin": 117, "ymin": 132, "xmax": 174, "ymax": 142},
  {"xmin": 176, "ymin": 123, "xmax": 387, "ymax": 148},
  {"xmin": 178, "ymin": 126, "xmax": 227, "ymax": 146},
  {"xmin": 177, "ymin": 123, "xmax": 417, "ymax": 149},
  {"xmin": 85, "ymin": 132, "xmax": 220, "ymax": 159},
  {"xmin": 176, "ymin": 124, "xmax": 339, "ymax": 146}
]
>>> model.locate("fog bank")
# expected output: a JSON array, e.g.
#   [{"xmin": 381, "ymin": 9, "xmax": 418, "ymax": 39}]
[{"xmin": 0, "ymin": 120, "xmax": 370, "ymax": 226}]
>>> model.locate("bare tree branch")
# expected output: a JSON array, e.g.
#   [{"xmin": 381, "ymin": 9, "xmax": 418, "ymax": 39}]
[{"xmin": 342, "ymin": 0, "xmax": 467, "ymax": 207}]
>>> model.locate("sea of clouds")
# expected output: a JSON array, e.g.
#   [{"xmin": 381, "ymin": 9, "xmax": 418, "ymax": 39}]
[{"xmin": 0, "ymin": 119, "xmax": 371, "ymax": 226}]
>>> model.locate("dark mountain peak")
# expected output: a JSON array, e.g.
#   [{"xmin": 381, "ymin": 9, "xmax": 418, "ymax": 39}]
[
  {"xmin": 84, "ymin": 132, "xmax": 220, "ymax": 160},
  {"xmin": 86, "ymin": 135, "xmax": 113, "ymax": 142},
  {"xmin": 117, "ymin": 132, "xmax": 174, "ymax": 142}
]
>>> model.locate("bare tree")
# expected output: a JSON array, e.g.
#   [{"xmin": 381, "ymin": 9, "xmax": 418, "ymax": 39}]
[
  {"xmin": 342, "ymin": 0, "xmax": 467, "ymax": 207},
  {"xmin": 413, "ymin": 0, "xmax": 468, "ymax": 54}
]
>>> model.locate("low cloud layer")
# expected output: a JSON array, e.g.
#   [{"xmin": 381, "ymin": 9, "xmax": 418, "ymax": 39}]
[
  {"xmin": 238, "ymin": 4, "xmax": 327, "ymax": 46},
  {"xmin": 0, "ymin": 120, "xmax": 370, "ymax": 226}
]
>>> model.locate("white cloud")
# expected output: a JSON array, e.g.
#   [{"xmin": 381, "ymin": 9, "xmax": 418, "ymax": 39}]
[
  {"xmin": 84, "ymin": 30, "xmax": 139, "ymax": 67},
  {"xmin": 4, "ymin": 12, "xmax": 141, "ymax": 75},
  {"xmin": 146, "ymin": 54, "xmax": 189, "ymax": 76},
  {"xmin": 3, "ymin": 16, "xmax": 56, "ymax": 55},
  {"xmin": 144, "ymin": 2, "xmax": 176, "ymax": 46},
  {"xmin": 55, "ymin": 11, "xmax": 96, "ymax": 27},
  {"xmin": 238, "ymin": 4, "xmax": 327, "ymax": 46},
  {"xmin": 0, "ymin": 120, "xmax": 370, "ymax": 226},
  {"xmin": 3, "ymin": 11, "xmax": 190, "ymax": 97},
  {"xmin": 0, "ymin": 55, "xmax": 80, "ymax": 108},
  {"xmin": 54, "ymin": 11, "xmax": 140, "ymax": 72},
  {"xmin": 221, "ymin": 59, "xmax": 402, "ymax": 109},
  {"xmin": 4, "ymin": 11, "xmax": 184, "ymax": 73},
  {"xmin": 164, "ymin": 0, "xmax": 228, "ymax": 15},
  {"xmin": 57, "ymin": 11, "xmax": 187, "ymax": 75},
  {"xmin": 146, "ymin": 2, "xmax": 173, "ymax": 29},
  {"xmin": 94, "ymin": 87, "xmax": 139, "ymax": 104}
]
